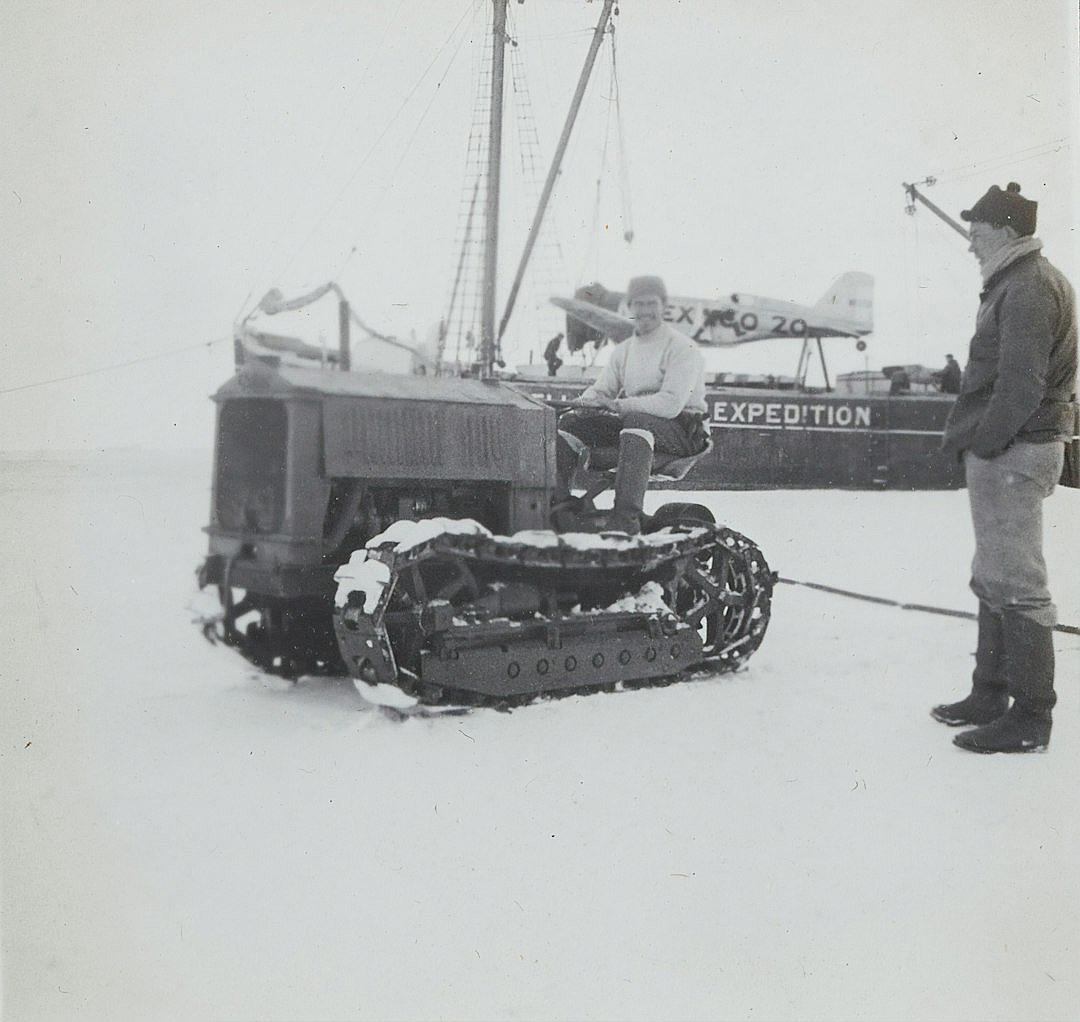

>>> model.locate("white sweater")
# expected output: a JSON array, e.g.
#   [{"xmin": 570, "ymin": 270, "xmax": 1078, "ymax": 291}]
[{"xmin": 580, "ymin": 322, "xmax": 707, "ymax": 419}]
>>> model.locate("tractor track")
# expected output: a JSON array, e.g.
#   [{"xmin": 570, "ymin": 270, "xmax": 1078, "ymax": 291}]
[{"xmin": 339, "ymin": 522, "xmax": 775, "ymax": 708}]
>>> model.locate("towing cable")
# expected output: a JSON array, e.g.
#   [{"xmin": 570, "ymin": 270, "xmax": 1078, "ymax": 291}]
[{"xmin": 778, "ymin": 577, "xmax": 1080, "ymax": 636}]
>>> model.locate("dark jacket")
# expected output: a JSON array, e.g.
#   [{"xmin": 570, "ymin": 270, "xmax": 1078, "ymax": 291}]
[{"xmin": 943, "ymin": 251, "xmax": 1078, "ymax": 459}]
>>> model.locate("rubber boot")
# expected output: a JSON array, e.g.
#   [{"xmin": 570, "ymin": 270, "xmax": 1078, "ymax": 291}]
[
  {"xmin": 954, "ymin": 611, "xmax": 1055, "ymax": 754},
  {"xmin": 606, "ymin": 428, "xmax": 654, "ymax": 535},
  {"xmin": 931, "ymin": 602, "xmax": 1008, "ymax": 726}
]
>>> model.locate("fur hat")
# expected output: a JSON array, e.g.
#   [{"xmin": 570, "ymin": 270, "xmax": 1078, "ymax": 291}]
[
  {"xmin": 961, "ymin": 182, "xmax": 1037, "ymax": 237},
  {"xmin": 626, "ymin": 275, "xmax": 668, "ymax": 303}
]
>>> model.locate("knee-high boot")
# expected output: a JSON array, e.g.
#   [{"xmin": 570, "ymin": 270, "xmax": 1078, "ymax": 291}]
[
  {"xmin": 607, "ymin": 428, "xmax": 654, "ymax": 535},
  {"xmin": 954, "ymin": 610, "xmax": 1054, "ymax": 753},
  {"xmin": 931, "ymin": 602, "xmax": 1008, "ymax": 725}
]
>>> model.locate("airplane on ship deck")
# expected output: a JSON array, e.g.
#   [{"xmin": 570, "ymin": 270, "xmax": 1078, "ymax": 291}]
[{"xmin": 550, "ymin": 271, "xmax": 873, "ymax": 350}]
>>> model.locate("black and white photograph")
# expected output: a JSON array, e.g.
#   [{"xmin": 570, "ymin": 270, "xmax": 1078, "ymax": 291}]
[{"xmin": 2, "ymin": 1, "xmax": 1077, "ymax": 1019}]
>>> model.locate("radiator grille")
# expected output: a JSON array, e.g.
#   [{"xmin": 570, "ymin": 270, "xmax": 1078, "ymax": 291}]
[
  {"xmin": 328, "ymin": 401, "xmax": 513, "ymax": 477},
  {"xmin": 215, "ymin": 399, "xmax": 286, "ymax": 533}
]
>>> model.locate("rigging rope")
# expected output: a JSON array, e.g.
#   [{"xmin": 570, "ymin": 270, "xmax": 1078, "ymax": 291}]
[
  {"xmin": 940, "ymin": 142, "xmax": 1070, "ymax": 185},
  {"xmin": 333, "ymin": 2, "xmax": 478, "ymax": 285},
  {"xmin": 245, "ymin": 1, "xmax": 477, "ymax": 321},
  {"xmin": 932, "ymin": 136, "xmax": 1069, "ymax": 183},
  {"xmin": 441, "ymin": 176, "xmax": 483, "ymax": 369},
  {"xmin": 501, "ymin": 5, "xmax": 571, "ymax": 362},
  {"xmin": 610, "ymin": 26, "xmax": 634, "ymax": 245},
  {"xmin": 576, "ymin": 24, "xmax": 631, "ymax": 286},
  {"xmin": 444, "ymin": 1, "xmax": 495, "ymax": 372},
  {"xmin": 578, "ymin": 46, "xmax": 614, "ymax": 284},
  {"xmin": 913, "ymin": 216, "xmax": 924, "ymax": 350},
  {"xmin": 440, "ymin": 0, "xmax": 498, "ymax": 371},
  {"xmin": 0, "ymin": 337, "xmax": 232, "ymax": 397},
  {"xmin": 238, "ymin": 4, "xmax": 411, "ymax": 323}
]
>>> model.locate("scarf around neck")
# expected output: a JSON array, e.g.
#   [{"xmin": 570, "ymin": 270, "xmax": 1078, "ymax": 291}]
[{"xmin": 980, "ymin": 235, "xmax": 1042, "ymax": 285}]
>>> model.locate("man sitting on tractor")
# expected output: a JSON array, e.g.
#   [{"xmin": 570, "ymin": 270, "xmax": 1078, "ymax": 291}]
[{"xmin": 555, "ymin": 274, "xmax": 709, "ymax": 534}]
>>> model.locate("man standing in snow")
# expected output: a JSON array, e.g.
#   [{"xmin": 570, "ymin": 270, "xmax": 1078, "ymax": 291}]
[
  {"xmin": 932, "ymin": 182, "xmax": 1077, "ymax": 754},
  {"xmin": 554, "ymin": 275, "xmax": 708, "ymax": 534}
]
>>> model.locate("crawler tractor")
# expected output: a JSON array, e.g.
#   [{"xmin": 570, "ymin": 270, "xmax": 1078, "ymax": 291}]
[{"xmin": 198, "ymin": 359, "xmax": 775, "ymax": 707}]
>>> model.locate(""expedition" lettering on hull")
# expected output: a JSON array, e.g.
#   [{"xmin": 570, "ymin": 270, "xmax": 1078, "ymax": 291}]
[{"xmin": 711, "ymin": 399, "xmax": 872, "ymax": 429}]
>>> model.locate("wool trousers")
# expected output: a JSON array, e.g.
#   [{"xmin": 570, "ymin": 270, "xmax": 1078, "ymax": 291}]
[
  {"xmin": 558, "ymin": 408, "xmax": 701, "ymax": 458},
  {"xmin": 965, "ymin": 441, "xmax": 1064, "ymax": 628}
]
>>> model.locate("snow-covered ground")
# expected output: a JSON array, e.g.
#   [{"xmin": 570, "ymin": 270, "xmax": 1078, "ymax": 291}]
[{"xmin": 2, "ymin": 449, "xmax": 1078, "ymax": 1022}]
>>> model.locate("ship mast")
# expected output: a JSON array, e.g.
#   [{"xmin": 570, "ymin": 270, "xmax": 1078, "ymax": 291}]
[
  {"xmin": 479, "ymin": 0, "xmax": 615, "ymax": 375},
  {"xmin": 479, "ymin": 0, "xmax": 508, "ymax": 376},
  {"xmin": 498, "ymin": 0, "xmax": 615, "ymax": 350}
]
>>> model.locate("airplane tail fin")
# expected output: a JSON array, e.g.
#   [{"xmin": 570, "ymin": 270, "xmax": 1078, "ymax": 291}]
[{"xmin": 813, "ymin": 271, "xmax": 874, "ymax": 334}]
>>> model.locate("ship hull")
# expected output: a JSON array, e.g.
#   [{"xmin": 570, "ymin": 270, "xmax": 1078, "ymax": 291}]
[{"xmin": 512, "ymin": 381, "xmax": 963, "ymax": 490}]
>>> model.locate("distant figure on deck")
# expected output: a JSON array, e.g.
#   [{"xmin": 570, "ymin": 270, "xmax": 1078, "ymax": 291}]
[
  {"xmin": 888, "ymin": 368, "xmax": 911, "ymax": 395},
  {"xmin": 938, "ymin": 353, "xmax": 961, "ymax": 394},
  {"xmin": 554, "ymin": 274, "xmax": 708, "ymax": 534},
  {"xmin": 543, "ymin": 332, "xmax": 564, "ymax": 377}
]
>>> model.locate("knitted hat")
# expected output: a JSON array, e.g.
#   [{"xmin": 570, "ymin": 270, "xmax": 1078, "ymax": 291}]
[
  {"xmin": 960, "ymin": 182, "xmax": 1037, "ymax": 237},
  {"xmin": 626, "ymin": 275, "xmax": 668, "ymax": 303}
]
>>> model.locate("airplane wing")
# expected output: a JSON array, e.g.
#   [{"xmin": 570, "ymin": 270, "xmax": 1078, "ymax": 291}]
[
  {"xmin": 550, "ymin": 295, "xmax": 636, "ymax": 343},
  {"xmin": 553, "ymin": 272, "xmax": 873, "ymax": 349}
]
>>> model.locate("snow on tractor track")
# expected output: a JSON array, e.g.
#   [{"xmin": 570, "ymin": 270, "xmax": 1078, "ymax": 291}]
[{"xmin": 3, "ymin": 449, "xmax": 1078, "ymax": 1022}]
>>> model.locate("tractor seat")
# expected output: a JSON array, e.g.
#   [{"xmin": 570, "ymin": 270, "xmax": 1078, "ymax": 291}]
[{"xmin": 580, "ymin": 436, "xmax": 714, "ymax": 483}]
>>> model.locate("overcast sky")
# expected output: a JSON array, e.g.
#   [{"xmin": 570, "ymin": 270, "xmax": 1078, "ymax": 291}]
[{"xmin": 2, "ymin": 0, "xmax": 1076, "ymax": 450}]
